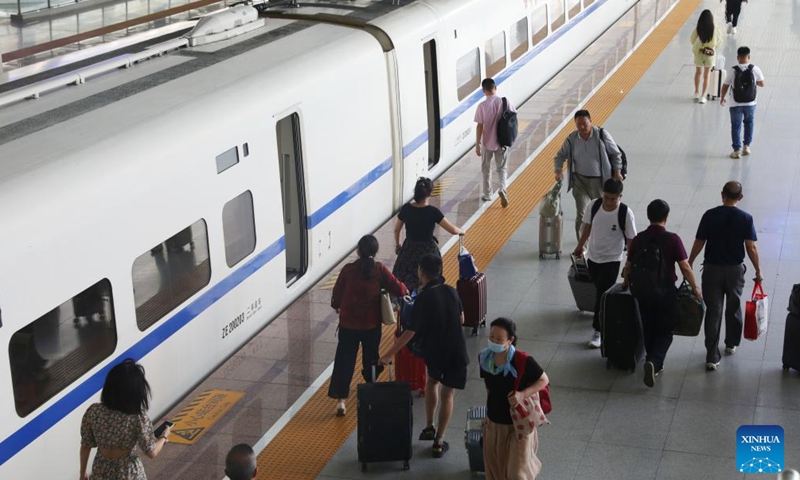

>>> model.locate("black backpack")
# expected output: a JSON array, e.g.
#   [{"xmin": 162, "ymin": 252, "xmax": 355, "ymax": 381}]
[
  {"xmin": 732, "ymin": 65, "xmax": 757, "ymax": 103},
  {"xmin": 599, "ymin": 128, "xmax": 627, "ymax": 180},
  {"xmin": 629, "ymin": 233, "xmax": 671, "ymax": 302},
  {"xmin": 590, "ymin": 199, "xmax": 628, "ymax": 244},
  {"xmin": 497, "ymin": 97, "xmax": 518, "ymax": 148}
]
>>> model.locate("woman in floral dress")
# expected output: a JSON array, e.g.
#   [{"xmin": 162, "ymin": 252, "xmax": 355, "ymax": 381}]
[{"xmin": 80, "ymin": 359, "xmax": 171, "ymax": 479}]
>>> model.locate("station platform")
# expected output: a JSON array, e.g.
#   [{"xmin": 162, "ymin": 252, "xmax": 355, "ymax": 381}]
[{"xmin": 144, "ymin": 0, "xmax": 800, "ymax": 478}]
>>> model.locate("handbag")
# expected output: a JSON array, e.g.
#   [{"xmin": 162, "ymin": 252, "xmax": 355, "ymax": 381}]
[
  {"xmin": 508, "ymin": 351, "xmax": 550, "ymax": 439},
  {"xmin": 744, "ymin": 282, "xmax": 769, "ymax": 340},
  {"xmin": 458, "ymin": 235, "xmax": 478, "ymax": 280},
  {"xmin": 378, "ymin": 267, "xmax": 396, "ymax": 326},
  {"xmin": 674, "ymin": 279, "xmax": 705, "ymax": 336}
]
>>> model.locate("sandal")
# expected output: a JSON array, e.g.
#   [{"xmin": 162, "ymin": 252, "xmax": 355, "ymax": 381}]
[
  {"xmin": 418, "ymin": 426, "xmax": 436, "ymax": 441},
  {"xmin": 432, "ymin": 440, "xmax": 449, "ymax": 458}
]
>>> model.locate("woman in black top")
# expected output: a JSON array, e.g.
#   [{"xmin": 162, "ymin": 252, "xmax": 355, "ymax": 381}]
[
  {"xmin": 392, "ymin": 178, "xmax": 464, "ymax": 291},
  {"xmin": 479, "ymin": 318, "xmax": 549, "ymax": 480}
]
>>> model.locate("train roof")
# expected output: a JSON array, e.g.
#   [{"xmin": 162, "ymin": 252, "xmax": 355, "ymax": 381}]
[{"xmin": 0, "ymin": 0, "xmax": 417, "ymax": 183}]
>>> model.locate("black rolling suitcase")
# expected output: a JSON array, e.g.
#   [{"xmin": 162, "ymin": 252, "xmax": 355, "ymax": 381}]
[
  {"xmin": 357, "ymin": 365, "xmax": 412, "ymax": 471},
  {"xmin": 600, "ymin": 284, "xmax": 644, "ymax": 372},
  {"xmin": 782, "ymin": 285, "xmax": 800, "ymax": 371}
]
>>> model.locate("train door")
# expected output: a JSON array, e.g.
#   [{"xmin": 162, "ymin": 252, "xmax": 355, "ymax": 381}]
[
  {"xmin": 276, "ymin": 113, "xmax": 308, "ymax": 286},
  {"xmin": 423, "ymin": 39, "xmax": 441, "ymax": 169}
]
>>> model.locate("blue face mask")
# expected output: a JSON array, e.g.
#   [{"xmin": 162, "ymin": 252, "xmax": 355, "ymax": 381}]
[{"xmin": 487, "ymin": 340, "xmax": 508, "ymax": 353}]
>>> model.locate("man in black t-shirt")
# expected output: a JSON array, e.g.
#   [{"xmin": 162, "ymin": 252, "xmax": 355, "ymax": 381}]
[
  {"xmin": 689, "ymin": 182, "xmax": 762, "ymax": 371},
  {"xmin": 381, "ymin": 254, "xmax": 468, "ymax": 458}
]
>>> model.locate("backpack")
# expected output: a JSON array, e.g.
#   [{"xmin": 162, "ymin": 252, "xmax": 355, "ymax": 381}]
[
  {"xmin": 598, "ymin": 128, "xmax": 627, "ymax": 180},
  {"xmin": 512, "ymin": 350, "xmax": 551, "ymax": 414},
  {"xmin": 497, "ymin": 97, "xmax": 518, "ymax": 148},
  {"xmin": 732, "ymin": 65, "xmax": 757, "ymax": 103},
  {"xmin": 590, "ymin": 199, "xmax": 628, "ymax": 245},
  {"xmin": 398, "ymin": 291, "xmax": 424, "ymax": 357},
  {"xmin": 628, "ymin": 233, "xmax": 671, "ymax": 302}
]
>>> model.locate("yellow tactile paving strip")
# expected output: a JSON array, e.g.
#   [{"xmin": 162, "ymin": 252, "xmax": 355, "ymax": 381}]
[{"xmin": 254, "ymin": 0, "xmax": 701, "ymax": 477}]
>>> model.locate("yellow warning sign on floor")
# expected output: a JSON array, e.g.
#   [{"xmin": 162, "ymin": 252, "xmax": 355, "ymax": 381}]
[{"xmin": 168, "ymin": 389, "xmax": 245, "ymax": 445}]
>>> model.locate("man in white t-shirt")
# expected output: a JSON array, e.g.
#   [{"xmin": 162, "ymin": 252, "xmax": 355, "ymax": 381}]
[
  {"xmin": 720, "ymin": 46, "xmax": 765, "ymax": 159},
  {"xmin": 573, "ymin": 179, "xmax": 637, "ymax": 348}
]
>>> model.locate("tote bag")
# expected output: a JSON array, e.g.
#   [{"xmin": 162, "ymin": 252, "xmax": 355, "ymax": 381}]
[{"xmin": 744, "ymin": 282, "xmax": 768, "ymax": 340}]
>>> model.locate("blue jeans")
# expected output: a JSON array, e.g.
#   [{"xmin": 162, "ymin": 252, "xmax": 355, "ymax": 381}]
[{"xmin": 730, "ymin": 105, "xmax": 756, "ymax": 151}]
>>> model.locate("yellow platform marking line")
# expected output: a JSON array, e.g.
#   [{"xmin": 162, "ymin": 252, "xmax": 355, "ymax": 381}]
[
  {"xmin": 431, "ymin": 178, "xmax": 455, "ymax": 197},
  {"xmin": 254, "ymin": 0, "xmax": 701, "ymax": 477},
  {"xmin": 168, "ymin": 389, "xmax": 245, "ymax": 445},
  {"xmin": 319, "ymin": 272, "xmax": 339, "ymax": 290}
]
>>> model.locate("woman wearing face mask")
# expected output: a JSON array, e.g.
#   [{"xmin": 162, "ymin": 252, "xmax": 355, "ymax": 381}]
[{"xmin": 479, "ymin": 318, "xmax": 549, "ymax": 479}]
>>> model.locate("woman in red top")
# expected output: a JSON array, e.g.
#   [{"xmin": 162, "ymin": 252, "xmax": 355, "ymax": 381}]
[{"xmin": 328, "ymin": 234, "xmax": 407, "ymax": 416}]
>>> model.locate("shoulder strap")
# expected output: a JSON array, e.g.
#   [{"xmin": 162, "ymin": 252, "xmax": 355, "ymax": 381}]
[
  {"xmin": 590, "ymin": 198, "xmax": 603, "ymax": 223},
  {"xmin": 502, "ymin": 97, "xmax": 508, "ymax": 113},
  {"xmin": 747, "ymin": 64, "xmax": 754, "ymax": 72},
  {"xmin": 513, "ymin": 350, "xmax": 529, "ymax": 391},
  {"xmin": 618, "ymin": 203, "xmax": 628, "ymax": 238}
]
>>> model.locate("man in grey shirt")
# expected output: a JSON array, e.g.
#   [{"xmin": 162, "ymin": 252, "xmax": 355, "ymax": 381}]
[{"xmin": 554, "ymin": 110, "xmax": 624, "ymax": 239}]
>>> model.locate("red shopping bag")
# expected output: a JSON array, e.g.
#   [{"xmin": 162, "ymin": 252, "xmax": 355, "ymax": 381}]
[{"xmin": 744, "ymin": 283, "xmax": 769, "ymax": 340}]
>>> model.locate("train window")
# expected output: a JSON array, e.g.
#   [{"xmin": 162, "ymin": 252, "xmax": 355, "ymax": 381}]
[
  {"xmin": 485, "ymin": 32, "xmax": 506, "ymax": 79},
  {"xmin": 510, "ymin": 18, "xmax": 529, "ymax": 62},
  {"xmin": 216, "ymin": 147, "xmax": 239, "ymax": 174},
  {"xmin": 9, "ymin": 279, "xmax": 117, "ymax": 417},
  {"xmin": 549, "ymin": 0, "xmax": 565, "ymax": 31},
  {"xmin": 456, "ymin": 48, "xmax": 481, "ymax": 101},
  {"xmin": 132, "ymin": 219, "xmax": 211, "ymax": 331},
  {"xmin": 584, "ymin": 0, "xmax": 594, "ymax": 6},
  {"xmin": 222, "ymin": 191, "xmax": 257, "ymax": 268},
  {"xmin": 531, "ymin": 6, "xmax": 548, "ymax": 46},
  {"xmin": 242, "ymin": 143, "xmax": 250, "ymax": 157},
  {"xmin": 568, "ymin": 0, "xmax": 581, "ymax": 18}
]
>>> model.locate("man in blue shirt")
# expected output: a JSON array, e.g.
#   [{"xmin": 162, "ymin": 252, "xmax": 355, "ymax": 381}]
[{"xmin": 689, "ymin": 181, "xmax": 763, "ymax": 371}]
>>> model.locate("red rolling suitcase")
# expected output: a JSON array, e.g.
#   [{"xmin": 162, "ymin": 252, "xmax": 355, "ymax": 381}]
[
  {"xmin": 395, "ymin": 342, "xmax": 426, "ymax": 397},
  {"xmin": 456, "ymin": 236, "xmax": 488, "ymax": 336}
]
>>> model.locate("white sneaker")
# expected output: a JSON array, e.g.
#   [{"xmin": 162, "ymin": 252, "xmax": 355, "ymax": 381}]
[
  {"xmin": 588, "ymin": 331, "xmax": 602, "ymax": 349},
  {"xmin": 742, "ymin": 145, "xmax": 750, "ymax": 155},
  {"xmin": 732, "ymin": 26, "xmax": 737, "ymax": 35},
  {"xmin": 699, "ymin": 96, "xmax": 707, "ymax": 104},
  {"xmin": 730, "ymin": 151, "xmax": 741, "ymax": 159},
  {"xmin": 481, "ymin": 195, "xmax": 492, "ymax": 202},
  {"xmin": 727, "ymin": 22, "xmax": 733, "ymax": 34},
  {"xmin": 725, "ymin": 346, "xmax": 737, "ymax": 355},
  {"xmin": 706, "ymin": 362, "xmax": 720, "ymax": 371},
  {"xmin": 693, "ymin": 93, "xmax": 701, "ymax": 102}
]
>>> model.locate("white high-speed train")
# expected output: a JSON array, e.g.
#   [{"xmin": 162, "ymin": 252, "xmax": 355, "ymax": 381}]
[{"xmin": 0, "ymin": 0, "xmax": 636, "ymax": 476}]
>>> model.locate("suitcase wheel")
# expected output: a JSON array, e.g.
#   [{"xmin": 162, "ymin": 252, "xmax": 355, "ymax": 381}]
[
  {"xmin": 556, "ymin": 253, "xmax": 561, "ymax": 259},
  {"xmin": 471, "ymin": 327, "xmax": 479, "ymax": 336},
  {"xmin": 403, "ymin": 461, "xmax": 410, "ymax": 470},
  {"xmin": 539, "ymin": 253, "xmax": 544, "ymax": 259},
  {"xmin": 783, "ymin": 364, "xmax": 790, "ymax": 371},
  {"xmin": 361, "ymin": 463, "xmax": 367, "ymax": 472}
]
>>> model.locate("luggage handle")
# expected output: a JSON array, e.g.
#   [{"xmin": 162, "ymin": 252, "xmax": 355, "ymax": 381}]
[
  {"xmin": 458, "ymin": 233, "xmax": 466, "ymax": 254},
  {"xmin": 570, "ymin": 253, "xmax": 586, "ymax": 270},
  {"xmin": 372, "ymin": 362, "xmax": 394, "ymax": 383}
]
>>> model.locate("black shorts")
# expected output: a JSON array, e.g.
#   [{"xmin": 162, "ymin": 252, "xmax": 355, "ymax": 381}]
[{"xmin": 426, "ymin": 365, "xmax": 467, "ymax": 390}]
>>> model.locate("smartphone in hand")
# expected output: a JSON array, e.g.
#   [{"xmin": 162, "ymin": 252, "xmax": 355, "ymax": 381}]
[{"xmin": 153, "ymin": 421, "xmax": 174, "ymax": 439}]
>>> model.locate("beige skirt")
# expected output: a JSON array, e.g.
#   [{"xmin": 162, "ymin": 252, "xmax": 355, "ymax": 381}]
[{"xmin": 483, "ymin": 419, "xmax": 542, "ymax": 480}]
